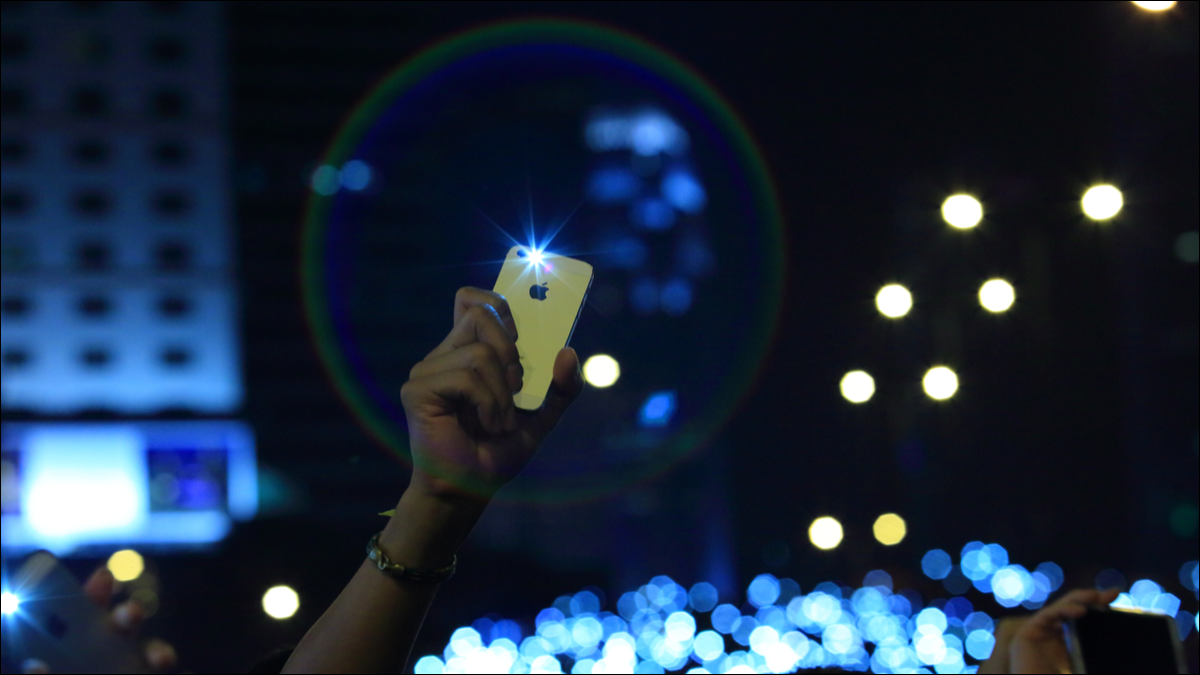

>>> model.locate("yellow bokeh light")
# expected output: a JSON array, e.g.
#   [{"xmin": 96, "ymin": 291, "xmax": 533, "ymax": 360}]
[
  {"xmin": 979, "ymin": 279, "xmax": 1016, "ymax": 313},
  {"xmin": 809, "ymin": 517, "xmax": 845, "ymax": 551},
  {"xmin": 106, "ymin": 550, "xmax": 145, "ymax": 583},
  {"xmin": 873, "ymin": 514, "xmax": 908, "ymax": 546},
  {"xmin": 583, "ymin": 354, "xmax": 621, "ymax": 388},
  {"xmin": 923, "ymin": 367, "xmax": 960, "ymax": 401},
  {"xmin": 840, "ymin": 371, "xmax": 876, "ymax": 404},
  {"xmin": 942, "ymin": 195, "xmax": 983, "ymax": 230},
  {"xmin": 876, "ymin": 284, "xmax": 913, "ymax": 319},
  {"xmin": 1082, "ymin": 185, "xmax": 1123, "ymax": 221},
  {"xmin": 1133, "ymin": 1, "xmax": 1176, "ymax": 10},
  {"xmin": 262, "ymin": 586, "xmax": 300, "ymax": 620}
]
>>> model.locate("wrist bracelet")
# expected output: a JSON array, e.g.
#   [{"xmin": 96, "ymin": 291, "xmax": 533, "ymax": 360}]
[{"xmin": 366, "ymin": 532, "xmax": 457, "ymax": 584}]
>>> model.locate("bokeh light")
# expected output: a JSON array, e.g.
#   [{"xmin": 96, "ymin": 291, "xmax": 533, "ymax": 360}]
[
  {"xmin": 638, "ymin": 391, "xmax": 678, "ymax": 428},
  {"xmin": 1179, "ymin": 561, "xmax": 1199, "ymax": 593},
  {"xmin": 979, "ymin": 279, "xmax": 1016, "ymax": 313},
  {"xmin": 873, "ymin": 514, "xmax": 907, "ymax": 546},
  {"xmin": 942, "ymin": 195, "xmax": 983, "ymax": 230},
  {"xmin": 839, "ymin": 371, "xmax": 876, "ymax": 404},
  {"xmin": 808, "ymin": 517, "xmax": 844, "ymax": 551},
  {"xmin": 748, "ymin": 575, "xmax": 782, "ymax": 609},
  {"xmin": 0, "ymin": 593, "xmax": 18, "ymax": 616},
  {"xmin": 1133, "ymin": 1, "xmax": 1177, "ymax": 10},
  {"xmin": 876, "ymin": 284, "xmax": 913, "ymax": 319},
  {"xmin": 107, "ymin": 549, "xmax": 145, "ymax": 583},
  {"xmin": 1082, "ymin": 185, "xmax": 1124, "ymax": 221},
  {"xmin": 923, "ymin": 550, "xmax": 953, "ymax": 580},
  {"xmin": 262, "ymin": 586, "xmax": 300, "ymax": 620},
  {"xmin": 582, "ymin": 355, "xmax": 621, "ymax": 388},
  {"xmin": 923, "ymin": 367, "xmax": 959, "ymax": 401}
]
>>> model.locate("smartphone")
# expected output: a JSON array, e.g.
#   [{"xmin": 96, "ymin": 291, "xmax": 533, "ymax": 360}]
[
  {"xmin": 1, "ymin": 552, "xmax": 149, "ymax": 674},
  {"xmin": 493, "ymin": 246, "xmax": 593, "ymax": 411},
  {"xmin": 1067, "ymin": 607, "xmax": 1186, "ymax": 674}
]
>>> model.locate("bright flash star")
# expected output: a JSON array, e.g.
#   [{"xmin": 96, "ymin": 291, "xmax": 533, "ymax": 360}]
[
  {"xmin": 528, "ymin": 249, "xmax": 545, "ymax": 266},
  {"xmin": 1, "ymin": 593, "xmax": 19, "ymax": 616}
]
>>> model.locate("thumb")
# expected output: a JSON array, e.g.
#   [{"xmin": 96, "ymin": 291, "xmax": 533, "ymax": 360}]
[{"xmin": 532, "ymin": 348, "xmax": 583, "ymax": 436}]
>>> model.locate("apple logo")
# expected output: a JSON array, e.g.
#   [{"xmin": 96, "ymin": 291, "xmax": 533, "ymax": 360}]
[{"xmin": 529, "ymin": 283, "xmax": 550, "ymax": 301}]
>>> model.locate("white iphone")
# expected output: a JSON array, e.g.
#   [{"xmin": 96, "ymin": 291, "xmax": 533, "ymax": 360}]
[{"xmin": 493, "ymin": 246, "xmax": 593, "ymax": 411}]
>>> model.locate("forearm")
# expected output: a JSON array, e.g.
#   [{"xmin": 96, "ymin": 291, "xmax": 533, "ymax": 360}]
[{"xmin": 282, "ymin": 486, "xmax": 487, "ymax": 674}]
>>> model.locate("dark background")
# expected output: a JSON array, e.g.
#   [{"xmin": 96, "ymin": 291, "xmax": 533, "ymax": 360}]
[{"xmin": 6, "ymin": 2, "xmax": 1200, "ymax": 672}]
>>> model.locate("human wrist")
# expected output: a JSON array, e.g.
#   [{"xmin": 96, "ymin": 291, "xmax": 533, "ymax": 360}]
[{"xmin": 375, "ymin": 480, "xmax": 489, "ymax": 571}]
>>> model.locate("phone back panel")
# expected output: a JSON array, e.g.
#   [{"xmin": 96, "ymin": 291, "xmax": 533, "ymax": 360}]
[
  {"xmin": 493, "ymin": 247, "xmax": 593, "ymax": 410},
  {"xmin": 3, "ymin": 552, "xmax": 149, "ymax": 674}
]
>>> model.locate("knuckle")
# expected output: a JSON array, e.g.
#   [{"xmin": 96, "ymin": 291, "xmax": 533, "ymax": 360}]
[{"xmin": 466, "ymin": 342, "xmax": 499, "ymax": 365}]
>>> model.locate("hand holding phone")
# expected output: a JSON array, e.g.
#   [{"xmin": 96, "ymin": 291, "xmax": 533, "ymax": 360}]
[
  {"xmin": 1068, "ymin": 606, "xmax": 1187, "ymax": 674},
  {"xmin": 1, "ymin": 553, "xmax": 176, "ymax": 674}
]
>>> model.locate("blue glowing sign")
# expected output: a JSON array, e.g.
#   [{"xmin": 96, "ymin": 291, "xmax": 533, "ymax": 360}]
[{"xmin": 1, "ymin": 421, "xmax": 256, "ymax": 553}]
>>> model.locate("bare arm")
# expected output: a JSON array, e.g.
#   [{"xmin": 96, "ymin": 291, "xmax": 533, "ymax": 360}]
[{"xmin": 283, "ymin": 288, "xmax": 582, "ymax": 674}]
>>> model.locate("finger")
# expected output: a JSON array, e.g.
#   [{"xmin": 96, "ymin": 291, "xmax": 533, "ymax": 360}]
[
  {"xmin": 530, "ymin": 348, "xmax": 583, "ymax": 435},
  {"xmin": 454, "ymin": 287, "xmax": 517, "ymax": 339},
  {"xmin": 411, "ymin": 343, "xmax": 517, "ymax": 430},
  {"xmin": 144, "ymin": 640, "xmax": 179, "ymax": 673},
  {"xmin": 402, "ymin": 369, "xmax": 506, "ymax": 436},
  {"xmin": 112, "ymin": 600, "xmax": 145, "ymax": 635},
  {"xmin": 430, "ymin": 304, "xmax": 521, "ymax": 378},
  {"xmin": 83, "ymin": 567, "xmax": 115, "ymax": 609}
]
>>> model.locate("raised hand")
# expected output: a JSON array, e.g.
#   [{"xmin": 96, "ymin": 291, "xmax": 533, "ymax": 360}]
[{"xmin": 401, "ymin": 286, "xmax": 583, "ymax": 499}]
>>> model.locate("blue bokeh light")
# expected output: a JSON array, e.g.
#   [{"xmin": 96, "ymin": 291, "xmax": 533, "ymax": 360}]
[
  {"xmin": 639, "ymin": 391, "xmax": 678, "ymax": 429},
  {"xmin": 661, "ymin": 170, "xmax": 707, "ymax": 214},
  {"xmin": 629, "ymin": 278, "xmax": 660, "ymax": 315},
  {"xmin": 688, "ymin": 582, "xmax": 719, "ymax": 613},
  {"xmin": 1035, "ymin": 563, "xmax": 1065, "ymax": 593},
  {"xmin": 1180, "ymin": 561, "xmax": 1199, "ymax": 593},
  {"xmin": 748, "ymin": 574, "xmax": 782, "ymax": 609},
  {"xmin": 712, "ymin": 604, "xmax": 740, "ymax": 635},
  {"xmin": 588, "ymin": 167, "xmax": 643, "ymax": 204},
  {"xmin": 340, "ymin": 160, "xmax": 373, "ymax": 191},
  {"xmin": 631, "ymin": 198, "xmax": 677, "ymax": 231},
  {"xmin": 923, "ymin": 550, "xmax": 953, "ymax": 580},
  {"xmin": 659, "ymin": 279, "xmax": 694, "ymax": 317}
]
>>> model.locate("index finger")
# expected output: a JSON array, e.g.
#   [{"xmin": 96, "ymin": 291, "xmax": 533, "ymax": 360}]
[{"xmin": 455, "ymin": 287, "xmax": 516, "ymax": 338}]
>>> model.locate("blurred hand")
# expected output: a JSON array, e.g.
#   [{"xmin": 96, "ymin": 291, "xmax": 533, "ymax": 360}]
[
  {"xmin": 1007, "ymin": 589, "xmax": 1121, "ymax": 675},
  {"xmin": 20, "ymin": 568, "xmax": 178, "ymax": 675},
  {"xmin": 401, "ymin": 287, "xmax": 583, "ymax": 499}
]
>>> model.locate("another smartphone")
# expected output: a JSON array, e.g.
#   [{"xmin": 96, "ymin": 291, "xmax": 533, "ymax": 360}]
[
  {"xmin": 493, "ymin": 246, "xmax": 593, "ymax": 411},
  {"xmin": 1067, "ymin": 607, "xmax": 1186, "ymax": 674},
  {"xmin": 1, "ymin": 552, "xmax": 149, "ymax": 674}
]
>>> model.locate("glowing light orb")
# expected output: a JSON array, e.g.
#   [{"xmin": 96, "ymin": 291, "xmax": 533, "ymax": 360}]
[
  {"xmin": 582, "ymin": 355, "xmax": 621, "ymax": 388},
  {"xmin": 809, "ymin": 517, "xmax": 845, "ymax": 551},
  {"xmin": 1176, "ymin": 232, "xmax": 1199, "ymax": 264},
  {"xmin": 840, "ymin": 371, "xmax": 876, "ymax": 404},
  {"xmin": 923, "ymin": 367, "xmax": 959, "ymax": 401},
  {"xmin": 107, "ymin": 549, "xmax": 145, "ymax": 583},
  {"xmin": 942, "ymin": 195, "xmax": 983, "ymax": 230},
  {"xmin": 873, "ymin": 514, "xmax": 908, "ymax": 546},
  {"xmin": 1133, "ymin": 1, "xmax": 1177, "ymax": 10},
  {"xmin": 876, "ymin": 284, "xmax": 913, "ymax": 319},
  {"xmin": 262, "ymin": 586, "xmax": 300, "ymax": 620},
  {"xmin": 528, "ymin": 249, "xmax": 545, "ymax": 266},
  {"xmin": 1082, "ymin": 185, "xmax": 1123, "ymax": 221},
  {"xmin": 979, "ymin": 279, "xmax": 1016, "ymax": 313},
  {"xmin": 0, "ymin": 593, "xmax": 18, "ymax": 616}
]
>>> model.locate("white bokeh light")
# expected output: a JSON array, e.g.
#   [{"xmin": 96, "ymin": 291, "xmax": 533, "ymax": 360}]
[
  {"xmin": 1133, "ymin": 1, "xmax": 1177, "ymax": 10},
  {"xmin": 923, "ymin": 367, "xmax": 960, "ymax": 401},
  {"xmin": 583, "ymin": 355, "xmax": 621, "ymax": 388},
  {"xmin": 979, "ymin": 279, "xmax": 1016, "ymax": 313},
  {"xmin": 809, "ymin": 517, "xmax": 845, "ymax": 551},
  {"xmin": 942, "ymin": 195, "xmax": 983, "ymax": 230},
  {"xmin": 876, "ymin": 284, "xmax": 913, "ymax": 319},
  {"xmin": 840, "ymin": 371, "xmax": 876, "ymax": 404},
  {"xmin": 262, "ymin": 586, "xmax": 300, "ymax": 620},
  {"xmin": 1082, "ymin": 185, "xmax": 1123, "ymax": 221}
]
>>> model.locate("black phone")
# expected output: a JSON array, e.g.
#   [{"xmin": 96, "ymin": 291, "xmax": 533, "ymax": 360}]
[{"xmin": 1068, "ymin": 607, "xmax": 1186, "ymax": 675}]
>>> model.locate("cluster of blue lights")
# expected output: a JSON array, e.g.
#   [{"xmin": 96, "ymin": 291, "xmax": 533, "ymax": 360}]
[
  {"xmin": 414, "ymin": 549, "xmax": 1199, "ymax": 674},
  {"xmin": 311, "ymin": 160, "xmax": 374, "ymax": 196}
]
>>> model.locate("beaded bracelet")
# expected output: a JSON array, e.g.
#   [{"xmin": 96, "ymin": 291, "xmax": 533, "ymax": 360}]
[{"xmin": 366, "ymin": 532, "xmax": 457, "ymax": 584}]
